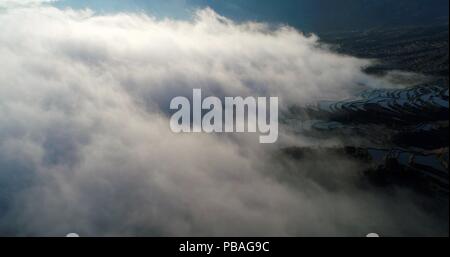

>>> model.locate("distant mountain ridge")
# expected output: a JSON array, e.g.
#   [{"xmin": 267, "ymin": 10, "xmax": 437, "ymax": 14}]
[{"xmin": 200, "ymin": 0, "xmax": 449, "ymax": 32}]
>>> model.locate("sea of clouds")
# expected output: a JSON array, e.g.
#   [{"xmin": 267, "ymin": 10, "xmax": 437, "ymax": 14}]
[{"xmin": 0, "ymin": 0, "xmax": 446, "ymax": 236}]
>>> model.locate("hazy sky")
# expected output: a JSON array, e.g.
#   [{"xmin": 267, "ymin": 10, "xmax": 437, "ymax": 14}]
[{"xmin": 53, "ymin": 0, "xmax": 449, "ymax": 32}]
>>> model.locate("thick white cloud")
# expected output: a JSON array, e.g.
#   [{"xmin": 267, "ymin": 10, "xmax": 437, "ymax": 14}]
[{"xmin": 0, "ymin": 4, "xmax": 445, "ymax": 236}]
